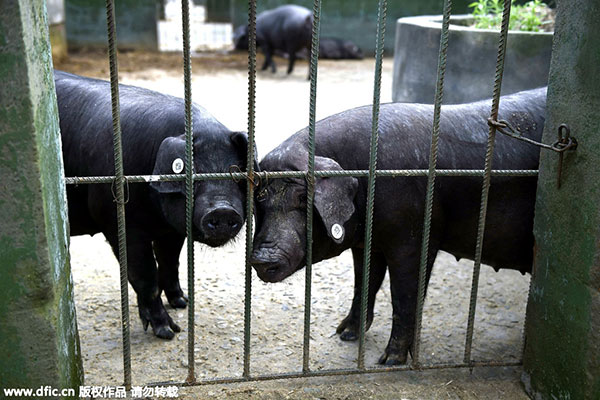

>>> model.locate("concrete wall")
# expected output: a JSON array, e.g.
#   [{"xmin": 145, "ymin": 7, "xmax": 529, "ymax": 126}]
[
  {"xmin": 392, "ymin": 15, "xmax": 552, "ymax": 104},
  {"xmin": 0, "ymin": 0, "xmax": 83, "ymax": 396},
  {"xmin": 522, "ymin": 0, "xmax": 600, "ymax": 398},
  {"xmin": 65, "ymin": 0, "xmax": 159, "ymax": 51}
]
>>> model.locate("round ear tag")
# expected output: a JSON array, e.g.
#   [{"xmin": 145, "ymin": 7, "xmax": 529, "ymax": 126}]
[
  {"xmin": 331, "ymin": 223, "xmax": 344, "ymax": 240},
  {"xmin": 172, "ymin": 158, "xmax": 184, "ymax": 174}
]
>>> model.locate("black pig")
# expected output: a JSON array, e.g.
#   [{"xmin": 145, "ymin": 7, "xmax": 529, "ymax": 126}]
[
  {"xmin": 292, "ymin": 37, "xmax": 364, "ymax": 60},
  {"xmin": 318, "ymin": 37, "xmax": 364, "ymax": 60},
  {"xmin": 251, "ymin": 88, "xmax": 546, "ymax": 364},
  {"xmin": 233, "ymin": 25, "xmax": 249, "ymax": 51},
  {"xmin": 55, "ymin": 71, "xmax": 253, "ymax": 339},
  {"xmin": 234, "ymin": 5, "xmax": 313, "ymax": 74}
]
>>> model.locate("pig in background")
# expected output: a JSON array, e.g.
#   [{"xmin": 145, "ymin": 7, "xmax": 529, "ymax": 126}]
[
  {"xmin": 55, "ymin": 70, "xmax": 254, "ymax": 340},
  {"xmin": 235, "ymin": 27, "xmax": 364, "ymax": 61},
  {"xmin": 250, "ymin": 88, "xmax": 546, "ymax": 365},
  {"xmin": 296, "ymin": 37, "xmax": 364, "ymax": 60},
  {"xmin": 233, "ymin": 4, "xmax": 313, "ymax": 74}
]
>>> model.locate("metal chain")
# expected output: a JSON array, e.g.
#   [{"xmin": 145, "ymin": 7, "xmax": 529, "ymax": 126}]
[
  {"xmin": 358, "ymin": 0, "xmax": 387, "ymax": 370},
  {"xmin": 489, "ymin": 119, "xmax": 577, "ymax": 153}
]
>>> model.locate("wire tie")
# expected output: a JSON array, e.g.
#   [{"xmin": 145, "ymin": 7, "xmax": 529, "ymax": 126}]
[{"xmin": 111, "ymin": 176, "xmax": 130, "ymax": 205}]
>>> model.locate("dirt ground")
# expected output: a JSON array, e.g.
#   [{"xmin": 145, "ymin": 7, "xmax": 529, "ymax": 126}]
[{"xmin": 55, "ymin": 51, "xmax": 530, "ymax": 398}]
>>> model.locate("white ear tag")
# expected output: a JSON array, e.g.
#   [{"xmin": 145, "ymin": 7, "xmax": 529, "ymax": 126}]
[
  {"xmin": 331, "ymin": 223, "xmax": 344, "ymax": 240},
  {"xmin": 172, "ymin": 158, "xmax": 184, "ymax": 174}
]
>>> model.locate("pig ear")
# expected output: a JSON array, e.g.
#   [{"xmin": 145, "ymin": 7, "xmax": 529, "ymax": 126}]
[
  {"xmin": 230, "ymin": 131, "xmax": 260, "ymax": 172},
  {"xmin": 150, "ymin": 136, "xmax": 186, "ymax": 194},
  {"xmin": 313, "ymin": 156, "xmax": 358, "ymax": 244}
]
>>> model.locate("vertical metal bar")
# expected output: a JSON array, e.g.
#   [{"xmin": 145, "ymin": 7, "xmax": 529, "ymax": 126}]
[
  {"xmin": 181, "ymin": 0, "xmax": 196, "ymax": 385},
  {"xmin": 464, "ymin": 0, "xmax": 512, "ymax": 365},
  {"xmin": 358, "ymin": 0, "xmax": 387, "ymax": 370},
  {"xmin": 412, "ymin": 0, "xmax": 453, "ymax": 367},
  {"xmin": 303, "ymin": 0, "xmax": 322, "ymax": 374},
  {"xmin": 243, "ymin": 0, "xmax": 257, "ymax": 379},
  {"xmin": 104, "ymin": 0, "xmax": 131, "ymax": 389}
]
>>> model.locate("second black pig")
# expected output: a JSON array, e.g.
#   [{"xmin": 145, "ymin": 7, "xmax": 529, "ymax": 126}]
[
  {"xmin": 234, "ymin": 5, "xmax": 313, "ymax": 74},
  {"xmin": 56, "ymin": 70, "xmax": 254, "ymax": 340},
  {"xmin": 251, "ymin": 88, "xmax": 546, "ymax": 365},
  {"xmin": 317, "ymin": 37, "xmax": 364, "ymax": 60}
]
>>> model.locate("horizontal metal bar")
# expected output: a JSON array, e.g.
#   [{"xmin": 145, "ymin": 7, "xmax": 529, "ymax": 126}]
[
  {"xmin": 146, "ymin": 360, "xmax": 522, "ymax": 387},
  {"xmin": 64, "ymin": 169, "xmax": 539, "ymax": 185}
]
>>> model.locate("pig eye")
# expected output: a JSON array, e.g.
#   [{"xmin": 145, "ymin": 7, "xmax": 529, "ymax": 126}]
[
  {"xmin": 256, "ymin": 188, "xmax": 268, "ymax": 202},
  {"xmin": 295, "ymin": 192, "xmax": 307, "ymax": 207}
]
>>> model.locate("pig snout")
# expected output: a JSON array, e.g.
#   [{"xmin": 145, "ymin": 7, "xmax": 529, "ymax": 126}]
[
  {"xmin": 251, "ymin": 248, "xmax": 281, "ymax": 282},
  {"xmin": 250, "ymin": 243, "xmax": 298, "ymax": 283},
  {"xmin": 198, "ymin": 204, "xmax": 243, "ymax": 246}
]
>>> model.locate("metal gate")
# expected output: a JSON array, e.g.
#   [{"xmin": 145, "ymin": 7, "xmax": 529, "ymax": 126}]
[{"xmin": 65, "ymin": 0, "xmax": 546, "ymax": 389}]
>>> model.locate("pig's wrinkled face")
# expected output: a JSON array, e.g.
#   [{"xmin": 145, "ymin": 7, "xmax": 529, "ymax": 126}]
[
  {"xmin": 151, "ymin": 132, "xmax": 254, "ymax": 247},
  {"xmin": 251, "ymin": 154, "xmax": 359, "ymax": 283},
  {"xmin": 251, "ymin": 177, "xmax": 309, "ymax": 282}
]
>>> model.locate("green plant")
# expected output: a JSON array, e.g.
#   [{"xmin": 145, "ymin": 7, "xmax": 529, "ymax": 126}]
[{"xmin": 469, "ymin": 0, "xmax": 554, "ymax": 32}]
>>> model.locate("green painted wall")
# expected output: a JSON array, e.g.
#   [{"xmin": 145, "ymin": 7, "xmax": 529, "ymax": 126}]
[
  {"xmin": 65, "ymin": 0, "xmax": 159, "ymax": 50},
  {"xmin": 227, "ymin": 0, "xmax": 474, "ymax": 55},
  {"xmin": 0, "ymin": 0, "xmax": 83, "ymax": 396},
  {"xmin": 522, "ymin": 0, "xmax": 600, "ymax": 398}
]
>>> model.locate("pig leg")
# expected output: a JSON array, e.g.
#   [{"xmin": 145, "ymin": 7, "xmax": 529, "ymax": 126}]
[
  {"xmin": 336, "ymin": 247, "xmax": 386, "ymax": 341},
  {"xmin": 106, "ymin": 230, "xmax": 181, "ymax": 340},
  {"xmin": 261, "ymin": 44, "xmax": 277, "ymax": 73},
  {"xmin": 153, "ymin": 236, "xmax": 187, "ymax": 309},
  {"xmin": 378, "ymin": 243, "xmax": 437, "ymax": 365},
  {"xmin": 287, "ymin": 51, "xmax": 297, "ymax": 74}
]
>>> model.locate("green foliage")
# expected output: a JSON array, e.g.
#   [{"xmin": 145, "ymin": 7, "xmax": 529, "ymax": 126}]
[{"xmin": 468, "ymin": 0, "xmax": 554, "ymax": 32}]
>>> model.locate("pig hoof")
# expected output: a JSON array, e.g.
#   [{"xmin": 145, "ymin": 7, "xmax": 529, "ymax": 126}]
[
  {"xmin": 152, "ymin": 318, "xmax": 181, "ymax": 340},
  {"xmin": 336, "ymin": 316, "xmax": 372, "ymax": 341},
  {"xmin": 142, "ymin": 317, "xmax": 150, "ymax": 332},
  {"xmin": 170, "ymin": 319, "xmax": 182, "ymax": 333},
  {"xmin": 336, "ymin": 320, "xmax": 348, "ymax": 334},
  {"xmin": 336, "ymin": 316, "xmax": 354, "ymax": 334},
  {"xmin": 140, "ymin": 312, "xmax": 181, "ymax": 339},
  {"xmin": 335, "ymin": 317, "xmax": 350, "ymax": 335},
  {"xmin": 154, "ymin": 326, "xmax": 176, "ymax": 340},
  {"xmin": 378, "ymin": 350, "xmax": 408, "ymax": 366},
  {"xmin": 340, "ymin": 329, "xmax": 358, "ymax": 341},
  {"xmin": 165, "ymin": 291, "xmax": 188, "ymax": 309},
  {"xmin": 168, "ymin": 296, "xmax": 188, "ymax": 309}
]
